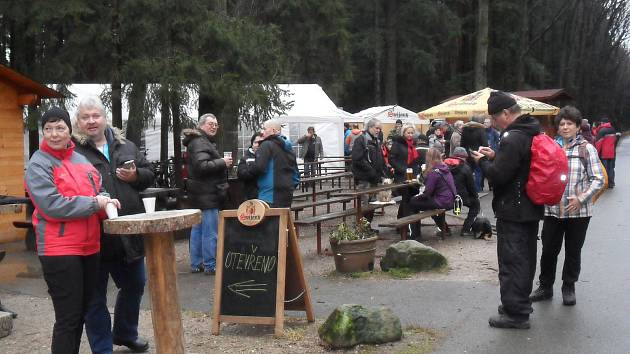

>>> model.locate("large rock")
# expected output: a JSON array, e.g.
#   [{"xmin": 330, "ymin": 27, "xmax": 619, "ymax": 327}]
[
  {"xmin": 380, "ymin": 240, "xmax": 447, "ymax": 271},
  {"xmin": 0, "ymin": 312, "xmax": 13, "ymax": 338},
  {"xmin": 318, "ymin": 304, "xmax": 402, "ymax": 349}
]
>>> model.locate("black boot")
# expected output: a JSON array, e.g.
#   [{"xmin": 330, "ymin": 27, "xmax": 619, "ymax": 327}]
[
  {"xmin": 562, "ymin": 282, "xmax": 576, "ymax": 306},
  {"xmin": 529, "ymin": 285, "xmax": 553, "ymax": 302},
  {"xmin": 488, "ymin": 314, "xmax": 530, "ymax": 329}
]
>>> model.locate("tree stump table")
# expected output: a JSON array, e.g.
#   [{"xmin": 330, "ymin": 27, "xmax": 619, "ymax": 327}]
[{"xmin": 104, "ymin": 209, "xmax": 201, "ymax": 354}]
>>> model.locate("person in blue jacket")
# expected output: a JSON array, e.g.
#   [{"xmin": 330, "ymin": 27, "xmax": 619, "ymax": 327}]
[{"xmin": 249, "ymin": 119, "xmax": 300, "ymax": 207}]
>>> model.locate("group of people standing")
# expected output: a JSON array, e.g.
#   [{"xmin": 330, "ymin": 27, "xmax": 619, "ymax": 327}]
[{"xmin": 26, "ymin": 98, "xmax": 153, "ymax": 353}]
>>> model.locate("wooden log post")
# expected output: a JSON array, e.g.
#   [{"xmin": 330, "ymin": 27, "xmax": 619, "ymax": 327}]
[{"xmin": 104, "ymin": 209, "xmax": 201, "ymax": 354}]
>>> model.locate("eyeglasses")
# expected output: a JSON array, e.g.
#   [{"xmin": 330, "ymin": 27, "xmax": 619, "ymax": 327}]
[{"xmin": 207, "ymin": 122, "xmax": 219, "ymax": 128}]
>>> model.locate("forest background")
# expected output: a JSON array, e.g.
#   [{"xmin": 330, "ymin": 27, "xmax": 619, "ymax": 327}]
[{"xmin": 2, "ymin": 0, "xmax": 629, "ymax": 185}]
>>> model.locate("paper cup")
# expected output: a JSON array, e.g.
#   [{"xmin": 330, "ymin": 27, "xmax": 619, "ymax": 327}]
[
  {"xmin": 143, "ymin": 197, "xmax": 156, "ymax": 213},
  {"xmin": 105, "ymin": 202, "xmax": 118, "ymax": 219}
]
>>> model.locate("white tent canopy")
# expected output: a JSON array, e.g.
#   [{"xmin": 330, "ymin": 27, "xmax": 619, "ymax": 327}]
[
  {"xmin": 349, "ymin": 105, "xmax": 428, "ymax": 125},
  {"xmin": 274, "ymin": 84, "xmax": 354, "ymax": 161}
]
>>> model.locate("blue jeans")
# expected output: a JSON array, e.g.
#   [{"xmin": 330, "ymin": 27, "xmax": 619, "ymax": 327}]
[
  {"xmin": 189, "ymin": 208, "xmax": 218, "ymax": 271},
  {"xmin": 85, "ymin": 258, "xmax": 146, "ymax": 354},
  {"xmin": 473, "ymin": 165, "xmax": 484, "ymax": 192}
]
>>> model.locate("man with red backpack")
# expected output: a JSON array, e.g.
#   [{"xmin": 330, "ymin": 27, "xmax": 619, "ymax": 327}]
[
  {"xmin": 594, "ymin": 117, "xmax": 618, "ymax": 188},
  {"xmin": 470, "ymin": 91, "xmax": 544, "ymax": 330}
]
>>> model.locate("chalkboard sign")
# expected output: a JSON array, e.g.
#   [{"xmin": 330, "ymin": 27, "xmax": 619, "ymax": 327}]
[
  {"xmin": 219, "ymin": 216, "xmax": 279, "ymax": 317},
  {"xmin": 212, "ymin": 203, "xmax": 314, "ymax": 336}
]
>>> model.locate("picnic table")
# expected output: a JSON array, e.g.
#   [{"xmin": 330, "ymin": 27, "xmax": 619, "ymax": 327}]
[
  {"xmin": 298, "ymin": 171, "xmax": 353, "ymax": 193},
  {"xmin": 336, "ymin": 181, "xmax": 420, "ymax": 224}
]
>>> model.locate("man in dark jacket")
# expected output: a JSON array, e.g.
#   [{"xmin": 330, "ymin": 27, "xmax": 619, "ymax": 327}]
[
  {"xmin": 444, "ymin": 147, "xmax": 479, "ymax": 236},
  {"xmin": 248, "ymin": 119, "xmax": 300, "ymax": 208},
  {"xmin": 182, "ymin": 113, "xmax": 233, "ymax": 275},
  {"xmin": 471, "ymin": 91, "xmax": 543, "ymax": 330},
  {"xmin": 297, "ymin": 126, "xmax": 324, "ymax": 179},
  {"xmin": 351, "ymin": 118, "xmax": 388, "ymax": 224},
  {"xmin": 461, "ymin": 115, "xmax": 489, "ymax": 191},
  {"xmin": 73, "ymin": 96, "xmax": 154, "ymax": 353},
  {"xmin": 237, "ymin": 132, "xmax": 264, "ymax": 200}
]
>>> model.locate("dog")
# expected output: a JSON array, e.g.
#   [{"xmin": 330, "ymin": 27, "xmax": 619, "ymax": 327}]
[{"xmin": 471, "ymin": 217, "xmax": 493, "ymax": 240}]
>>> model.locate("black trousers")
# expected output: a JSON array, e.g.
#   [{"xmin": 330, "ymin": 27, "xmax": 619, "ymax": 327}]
[
  {"xmin": 496, "ymin": 219, "xmax": 539, "ymax": 320},
  {"xmin": 39, "ymin": 254, "xmax": 100, "ymax": 354},
  {"xmin": 539, "ymin": 216, "xmax": 590, "ymax": 287},
  {"xmin": 602, "ymin": 158, "xmax": 615, "ymax": 187},
  {"xmin": 462, "ymin": 198, "xmax": 480, "ymax": 233},
  {"xmin": 409, "ymin": 196, "xmax": 447, "ymax": 238},
  {"xmin": 397, "ymin": 185, "xmax": 421, "ymax": 238}
]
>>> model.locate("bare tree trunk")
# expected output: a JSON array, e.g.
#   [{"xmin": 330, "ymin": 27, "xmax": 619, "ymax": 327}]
[
  {"xmin": 373, "ymin": 0, "xmax": 382, "ymax": 105},
  {"xmin": 474, "ymin": 0, "xmax": 489, "ymax": 90},
  {"xmin": 515, "ymin": 0, "xmax": 528, "ymax": 89},
  {"xmin": 171, "ymin": 89, "xmax": 183, "ymax": 187},
  {"xmin": 126, "ymin": 83, "xmax": 146, "ymax": 147},
  {"xmin": 110, "ymin": 0, "xmax": 122, "ymax": 128},
  {"xmin": 159, "ymin": 85, "xmax": 170, "ymax": 163},
  {"xmin": 384, "ymin": 0, "xmax": 397, "ymax": 104}
]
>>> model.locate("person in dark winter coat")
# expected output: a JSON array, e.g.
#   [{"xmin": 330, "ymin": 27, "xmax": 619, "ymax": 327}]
[
  {"xmin": 237, "ymin": 132, "xmax": 265, "ymax": 200},
  {"xmin": 389, "ymin": 124, "xmax": 422, "ymax": 237},
  {"xmin": 183, "ymin": 114, "xmax": 233, "ymax": 275},
  {"xmin": 461, "ymin": 115, "xmax": 489, "ymax": 192},
  {"xmin": 351, "ymin": 118, "xmax": 388, "ymax": 224},
  {"xmin": 444, "ymin": 147, "xmax": 480, "ymax": 237},
  {"xmin": 73, "ymin": 97, "xmax": 154, "ymax": 354},
  {"xmin": 409, "ymin": 148, "xmax": 457, "ymax": 239},
  {"xmin": 27, "ymin": 107, "xmax": 118, "ymax": 354},
  {"xmin": 594, "ymin": 118, "xmax": 617, "ymax": 188},
  {"xmin": 248, "ymin": 119, "xmax": 300, "ymax": 208},
  {"xmin": 580, "ymin": 119, "xmax": 595, "ymax": 144},
  {"xmin": 471, "ymin": 91, "xmax": 544, "ymax": 330}
]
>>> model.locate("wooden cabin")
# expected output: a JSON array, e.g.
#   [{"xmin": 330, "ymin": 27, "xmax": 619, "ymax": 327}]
[{"xmin": 0, "ymin": 65, "xmax": 62, "ymax": 243}]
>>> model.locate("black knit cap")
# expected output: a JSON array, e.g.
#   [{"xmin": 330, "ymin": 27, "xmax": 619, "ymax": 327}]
[
  {"xmin": 41, "ymin": 107, "xmax": 72, "ymax": 133},
  {"xmin": 487, "ymin": 91, "xmax": 517, "ymax": 115}
]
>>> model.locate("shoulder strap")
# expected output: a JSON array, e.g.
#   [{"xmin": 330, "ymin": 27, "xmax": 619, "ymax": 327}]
[{"xmin": 434, "ymin": 168, "xmax": 458, "ymax": 198}]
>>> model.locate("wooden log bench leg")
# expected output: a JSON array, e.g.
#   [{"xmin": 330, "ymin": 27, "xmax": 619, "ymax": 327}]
[{"xmin": 317, "ymin": 223, "xmax": 322, "ymax": 254}]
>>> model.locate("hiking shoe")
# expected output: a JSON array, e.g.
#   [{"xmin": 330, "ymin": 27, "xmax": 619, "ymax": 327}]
[
  {"xmin": 488, "ymin": 314, "xmax": 530, "ymax": 329},
  {"xmin": 529, "ymin": 286, "xmax": 553, "ymax": 302},
  {"xmin": 562, "ymin": 283, "xmax": 576, "ymax": 306},
  {"xmin": 191, "ymin": 266, "xmax": 203, "ymax": 273}
]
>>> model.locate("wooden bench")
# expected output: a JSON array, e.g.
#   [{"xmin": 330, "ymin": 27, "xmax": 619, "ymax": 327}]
[
  {"xmin": 294, "ymin": 204, "xmax": 389, "ymax": 255},
  {"xmin": 378, "ymin": 209, "xmax": 445, "ymax": 240},
  {"xmin": 293, "ymin": 187, "xmax": 343, "ymax": 200},
  {"xmin": 290, "ymin": 196, "xmax": 353, "ymax": 218}
]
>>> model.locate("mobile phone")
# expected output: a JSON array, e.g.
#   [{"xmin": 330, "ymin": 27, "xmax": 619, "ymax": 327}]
[{"xmin": 122, "ymin": 160, "xmax": 135, "ymax": 169}]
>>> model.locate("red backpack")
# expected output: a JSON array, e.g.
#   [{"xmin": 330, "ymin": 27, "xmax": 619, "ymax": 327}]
[{"xmin": 525, "ymin": 133, "xmax": 569, "ymax": 205}]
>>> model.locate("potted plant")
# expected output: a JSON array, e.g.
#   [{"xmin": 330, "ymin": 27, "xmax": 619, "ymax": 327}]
[{"xmin": 329, "ymin": 218, "xmax": 378, "ymax": 273}]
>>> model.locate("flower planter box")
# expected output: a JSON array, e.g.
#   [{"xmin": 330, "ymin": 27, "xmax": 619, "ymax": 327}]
[{"xmin": 330, "ymin": 236, "xmax": 378, "ymax": 273}]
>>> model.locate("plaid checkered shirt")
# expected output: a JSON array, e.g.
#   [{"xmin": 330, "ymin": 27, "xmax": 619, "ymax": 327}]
[{"xmin": 544, "ymin": 135, "xmax": 605, "ymax": 218}]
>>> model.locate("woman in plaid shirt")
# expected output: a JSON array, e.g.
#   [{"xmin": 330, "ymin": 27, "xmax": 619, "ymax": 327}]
[{"xmin": 530, "ymin": 106, "xmax": 605, "ymax": 306}]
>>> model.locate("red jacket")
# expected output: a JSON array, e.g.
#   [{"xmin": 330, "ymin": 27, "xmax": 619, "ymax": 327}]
[
  {"xmin": 594, "ymin": 122, "xmax": 617, "ymax": 159},
  {"xmin": 25, "ymin": 140, "xmax": 105, "ymax": 256}
]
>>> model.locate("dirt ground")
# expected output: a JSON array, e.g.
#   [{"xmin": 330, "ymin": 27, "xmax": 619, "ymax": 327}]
[{"xmin": 0, "ymin": 202, "xmax": 498, "ymax": 353}]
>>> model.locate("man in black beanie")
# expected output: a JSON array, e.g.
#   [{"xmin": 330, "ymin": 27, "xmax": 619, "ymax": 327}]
[{"xmin": 470, "ymin": 90, "xmax": 543, "ymax": 329}]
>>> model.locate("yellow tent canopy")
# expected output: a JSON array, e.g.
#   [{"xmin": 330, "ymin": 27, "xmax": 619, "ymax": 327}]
[{"xmin": 418, "ymin": 87, "xmax": 560, "ymax": 120}]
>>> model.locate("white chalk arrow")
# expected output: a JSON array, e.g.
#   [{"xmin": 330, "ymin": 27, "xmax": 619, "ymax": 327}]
[{"xmin": 227, "ymin": 280, "xmax": 268, "ymax": 298}]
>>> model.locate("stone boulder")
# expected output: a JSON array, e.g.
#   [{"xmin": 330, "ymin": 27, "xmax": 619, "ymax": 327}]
[
  {"xmin": 0, "ymin": 312, "xmax": 13, "ymax": 338},
  {"xmin": 318, "ymin": 304, "xmax": 402, "ymax": 349},
  {"xmin": 380, "ymin": 240, "xmax": 447, "ymax": 271}
]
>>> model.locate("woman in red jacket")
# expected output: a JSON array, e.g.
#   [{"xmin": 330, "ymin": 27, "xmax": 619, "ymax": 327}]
[{"xmin": 25, "ymin": 108, "xmax": 119, "ymax": 354}]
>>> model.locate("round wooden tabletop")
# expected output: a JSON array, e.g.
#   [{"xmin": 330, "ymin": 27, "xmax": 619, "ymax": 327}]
[{"xmin": 103, "ymin": 209, "xmax": 201, "ymax": 235}]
